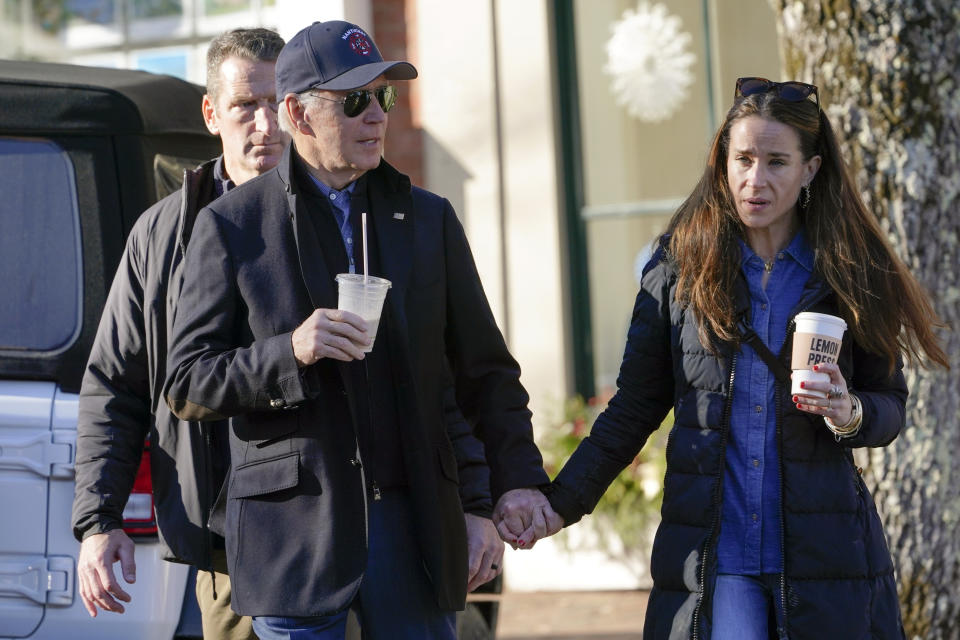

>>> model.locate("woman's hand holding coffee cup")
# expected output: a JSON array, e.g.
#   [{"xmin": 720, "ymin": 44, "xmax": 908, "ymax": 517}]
[{"xmin": 792, "ymin": 363, "xmax": 853, "ymax": 425}]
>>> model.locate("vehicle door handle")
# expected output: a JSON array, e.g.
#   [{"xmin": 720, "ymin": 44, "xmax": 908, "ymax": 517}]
[
  {"xmin": 0, "ymin": 555, "xmax": 75, "ymax": 606},
  {"xmin": 0, "ymin": 432, "xmax": 74, "ymax": 478}
]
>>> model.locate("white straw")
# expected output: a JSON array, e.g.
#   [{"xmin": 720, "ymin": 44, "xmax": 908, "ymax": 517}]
[{"xmin": 362, "ymin": 212, "xmax": 369, "ymax": 282}]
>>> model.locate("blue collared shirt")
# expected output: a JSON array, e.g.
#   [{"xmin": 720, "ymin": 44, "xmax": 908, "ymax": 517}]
[
  {"xmin": 716, "ymin": 230, "xmax": 814, "ymax": 575},
  {"xmin": 309, "ymin": 174, "xmax": 358, "ymax": 273}
]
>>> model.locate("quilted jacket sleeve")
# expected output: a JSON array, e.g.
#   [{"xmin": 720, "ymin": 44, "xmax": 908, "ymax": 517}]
[
  {"xmin": 840, "ymin": 342, "xmax": 908, "ymax": 449},
  {"xmin": 548, "ymin": 246, "xmax": 676, "ymax": 525}
]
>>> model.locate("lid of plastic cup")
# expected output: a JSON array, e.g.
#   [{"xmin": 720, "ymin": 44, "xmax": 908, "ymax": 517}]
[{"xmin": 335, "ymin": 273, "xmax": 392, "ymax": 288}]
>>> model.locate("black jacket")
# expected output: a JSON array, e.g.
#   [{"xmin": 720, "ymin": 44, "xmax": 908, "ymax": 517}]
[
  {"xmin": 164, "ymin": 146, "xmax": 548, "ymax": 616},
  {"xmin": 72, "ymin": 156, "xmax": 499, "ymax": 572},
  {"xmin": 72, "ymin": 159, "xmax": 225, "ymax": 569},
  {"xmin": 549, "ymin": 240, "xmax": 907, "ymax": 640}
]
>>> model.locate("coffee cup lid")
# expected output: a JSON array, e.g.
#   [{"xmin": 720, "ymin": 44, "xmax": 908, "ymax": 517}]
[{"xmin": 795, "ymin": 311, "xmax": 846, "ymax": 331}]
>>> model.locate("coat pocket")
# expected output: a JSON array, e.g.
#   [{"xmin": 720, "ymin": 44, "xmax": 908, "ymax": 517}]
[
  {"xmin": 230, "ymin": 451, "xmax": 301, "ymax": 499},
  {"xmin": 437, "ymin": 444, "xmax": 459, "ymax": 484},
  {"xmin": 234, "ymin": 410, "xmax": 299, "ymax": 448},
  {"xmin": 208, "ymin": 467, "xmax": 230, "ymax": 536}
]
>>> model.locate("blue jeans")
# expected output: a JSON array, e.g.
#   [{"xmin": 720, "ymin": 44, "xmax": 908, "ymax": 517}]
[
  {"xmin": 252, "ymin": 489, "xmax": 456, "ymax": 640},
  {"xmin": 711, "ymin": 574, "xmax": 786, "ymax": 640}
]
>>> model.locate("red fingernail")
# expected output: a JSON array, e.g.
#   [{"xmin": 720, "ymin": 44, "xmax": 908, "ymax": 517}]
[
  {"xmin": 792, "ymin": 396, "xmax": 799, "ymax": 402},
  {"xmin": 813, "ymin": 365, "xmax": 819, "ymax": 371},
  {"xmin": 800, "ymin": 382, "xmax": 805, "ymax": 389},
  {"xmin": 796, "ymin": 403, "xmax": 802, "ymax": 409},
  {"xmin": 518, "ymin": 540, "xmax": 526, "ymax": 547}
]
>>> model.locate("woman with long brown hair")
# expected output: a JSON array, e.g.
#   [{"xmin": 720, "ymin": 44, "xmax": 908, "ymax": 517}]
[{"xmin": 497, "ymin": 78, "xmax": 947, "ymax": 639}]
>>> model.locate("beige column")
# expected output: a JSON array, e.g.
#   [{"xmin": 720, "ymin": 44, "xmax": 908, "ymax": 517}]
[{"xmin": 415, "ymin": 0, "xmax": 568, "ymax": 425}]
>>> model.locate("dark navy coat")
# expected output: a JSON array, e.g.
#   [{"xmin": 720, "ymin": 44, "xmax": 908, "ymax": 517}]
[
  {"xmin": 164, "ymin": 145, "xmax": 547, "ymax": 617},
  {"xmin": 549, "ymin": 241, "xmax": 907, "ymax": 639}
]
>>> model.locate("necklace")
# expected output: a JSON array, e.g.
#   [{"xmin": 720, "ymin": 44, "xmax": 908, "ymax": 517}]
[{"xmin": 763, "ymin": 258, "xmax": 775, "ymax": 273}]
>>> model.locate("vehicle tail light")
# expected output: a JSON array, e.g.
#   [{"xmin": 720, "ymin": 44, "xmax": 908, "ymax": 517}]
[{"xmin": 122, "ymin": 442, "xmax": 157, "ymax": 536}]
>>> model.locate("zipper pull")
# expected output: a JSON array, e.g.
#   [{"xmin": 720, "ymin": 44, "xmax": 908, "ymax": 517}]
[{"xmin": 372, "ymin": 481, "xmax": 381, "ymax": 501}]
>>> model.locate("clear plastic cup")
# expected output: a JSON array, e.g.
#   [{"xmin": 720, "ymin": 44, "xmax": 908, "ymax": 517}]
[{"xmin": 335, "ymin": 273, "xmax": 391, "ymax": 353}]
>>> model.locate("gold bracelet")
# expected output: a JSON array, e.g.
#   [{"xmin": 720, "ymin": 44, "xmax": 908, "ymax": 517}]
[{"xmin": 825, "ymin": 392, "xmax": 862, "ymax": 438}]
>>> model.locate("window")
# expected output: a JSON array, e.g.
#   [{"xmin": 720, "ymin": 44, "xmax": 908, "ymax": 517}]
[
  {"xmin": 131, "ymin": 0, "xmax": 182, "ymax": 19},
  {"xmin": 205, "ymin": 0, "xmax": 248, "ymax": 15},
  {"xmin": 561, "ymin": 0, "xmax": 783, "ymax": 394},
  {"xmin": 134, "ymin": 49, "xmax": 188, "ymax": 79},
  {"xmin": 0, "ymin": 138, "xmax": 82, "ymax": 352},
  {"xmin": 67, "ymin": 0, "xmax": 115, "ymax": 24}
]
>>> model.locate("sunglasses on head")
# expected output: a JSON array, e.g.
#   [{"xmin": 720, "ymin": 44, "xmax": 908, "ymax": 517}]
[
  {"xmin": 735, "ymin": 77, "xmax": 819, "ymax": 109},
  {"xmin": 311, "ymin": 85, "xmax": 397, "ymax": 118}
]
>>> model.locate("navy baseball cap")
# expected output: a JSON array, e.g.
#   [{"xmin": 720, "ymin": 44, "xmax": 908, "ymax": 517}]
[{"xmin": 276, "ymin": 21, "xmax": 418, "ymax": 97}]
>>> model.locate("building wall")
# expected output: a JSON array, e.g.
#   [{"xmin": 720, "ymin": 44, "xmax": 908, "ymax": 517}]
[
  {"xmin": 372, "ymin": 0, "xmax": 424, "ymax": 188},
  {"xmin": 414, "ymin": 0, "xmax": 568, "ymax": 430}
]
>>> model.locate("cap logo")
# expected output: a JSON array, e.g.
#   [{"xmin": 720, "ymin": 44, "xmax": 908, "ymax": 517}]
[{"xmin": 343, "ymin": 28, "xmax": 372, "ymax": 56}]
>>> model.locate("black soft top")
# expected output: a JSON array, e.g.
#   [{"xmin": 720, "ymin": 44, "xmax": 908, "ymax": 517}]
[
  {"xmin": 0, "ymin": 59, "xmax": 207, "ymax": 135},
  {"xmin": 0, "ymin": 60, "xmax": 218, "ymax": 392}
]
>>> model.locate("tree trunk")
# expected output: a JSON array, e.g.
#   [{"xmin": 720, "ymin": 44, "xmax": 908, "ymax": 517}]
[{"xmin": 770, "ymin": 2, "xmax": 960, "ymax": 638}]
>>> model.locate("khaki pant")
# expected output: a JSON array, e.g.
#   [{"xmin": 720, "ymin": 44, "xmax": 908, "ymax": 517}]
[{"xmin": 195, "ymin": 551, "xmax": 256, "ymax": 640}]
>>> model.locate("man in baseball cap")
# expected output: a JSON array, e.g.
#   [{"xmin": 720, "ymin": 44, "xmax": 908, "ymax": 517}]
[{"xmin": 165, "ymin": 19, "xmax": 552, "ymax": 640}]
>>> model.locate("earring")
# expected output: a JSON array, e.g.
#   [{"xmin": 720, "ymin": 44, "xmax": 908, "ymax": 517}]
[{"xmin": 801, "ymin": 183, "xmax": 811, "ymax": 209}]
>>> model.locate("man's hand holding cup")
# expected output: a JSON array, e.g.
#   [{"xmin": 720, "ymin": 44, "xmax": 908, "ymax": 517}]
[{"xmin": 292, "ymin": 308, "xmax": 371, "ymax": 365}]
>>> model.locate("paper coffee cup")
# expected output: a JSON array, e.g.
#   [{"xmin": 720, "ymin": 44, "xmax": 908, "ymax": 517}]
[
  {"xmin": 336, "ymin": 273, "xmax": 391, "ymax": 353},
  {"xmin": 790, "ymin": 312, "xmax": 846, "ymax": 398}
]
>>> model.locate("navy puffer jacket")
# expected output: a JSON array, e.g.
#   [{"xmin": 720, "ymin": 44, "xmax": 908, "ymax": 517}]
[{"xmin": 548, "ymin": 241, "xmax": 907, "ymax": 640}]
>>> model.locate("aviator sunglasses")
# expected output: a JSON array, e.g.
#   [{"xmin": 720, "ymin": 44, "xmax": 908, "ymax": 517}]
[
  {"xmin": 311, "ymin": 85, "xmax": 398, "ymax": 118},
  {"xmin": 735, "ymin": 76, "xmax": 819, "ymax": 109}
]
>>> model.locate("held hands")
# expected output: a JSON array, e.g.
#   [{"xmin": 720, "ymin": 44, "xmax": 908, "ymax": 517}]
[
  {"xmin": 792, "ymin": 362, "xmax": 853, "ymax": 425},
  {"xmin": 77, "ymin": 529, "xmax": 136, "ymax": 617},
  {"xmin": 291, "ymin": 308, "xmax": 371, "ymax": 366},
  {"xmin": 493, "ymin": 488, "xmax": 564, "ymax": 550},
  {"xmin": 464, "ymin": 513, "xmax": 504, "ymax": 592}
]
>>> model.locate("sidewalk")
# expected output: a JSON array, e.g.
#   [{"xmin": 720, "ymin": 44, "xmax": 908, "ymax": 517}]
[{"xmin": 496, "ymin": 590, "xmax": 648, "ymax": 640}]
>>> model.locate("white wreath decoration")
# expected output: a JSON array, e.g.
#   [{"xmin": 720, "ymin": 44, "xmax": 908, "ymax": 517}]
[{"xmin": 604, "ymin": 2, "xmax": 697, "ymax": 123}]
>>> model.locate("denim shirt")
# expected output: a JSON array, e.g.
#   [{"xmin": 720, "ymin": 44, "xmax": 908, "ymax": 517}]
[
  {"xmin": 309, "ymin": 174, "xmax": 358, "ymax": 272},
  {"xmin": 716, "ymin": 230, "xmax": 814, "ymax": 575}
]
